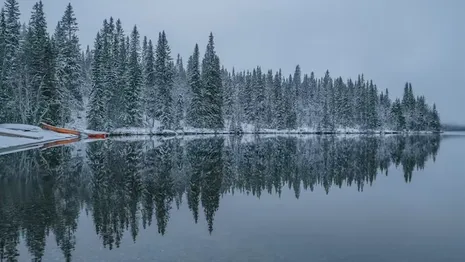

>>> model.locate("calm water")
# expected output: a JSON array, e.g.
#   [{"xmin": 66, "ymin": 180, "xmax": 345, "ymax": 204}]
[{"xmin": 0, "ymin": 134, "xmax": 464, "ymax": 262}]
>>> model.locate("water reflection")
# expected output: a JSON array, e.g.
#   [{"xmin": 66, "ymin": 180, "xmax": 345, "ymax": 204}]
[{"xmin": 0, "ymin": 135, "xmax": 440, "ymax": 261}]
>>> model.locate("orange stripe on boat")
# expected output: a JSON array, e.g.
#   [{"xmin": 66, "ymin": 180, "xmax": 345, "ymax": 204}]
[
  {"xmin": 86, "ymin": 133, "xmax": 108, "ymax": 139},
  {"xmin": 40, "ymin": 122, "xmax": 81, "ymax": 136},
  {"xmin": 42, "ymin": 137, "xmax": 80, "ymax": 149}
]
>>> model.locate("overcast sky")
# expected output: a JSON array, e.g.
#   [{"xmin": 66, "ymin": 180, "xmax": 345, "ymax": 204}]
[{"xmin": 17, "ymin": 0, "xmax": 465, "ymax": 124}]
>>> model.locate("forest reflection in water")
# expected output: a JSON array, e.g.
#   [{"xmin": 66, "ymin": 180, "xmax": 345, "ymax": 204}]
[{"xmin": 0, "ymin": 135, "xmax": 440, "ymax": 261}]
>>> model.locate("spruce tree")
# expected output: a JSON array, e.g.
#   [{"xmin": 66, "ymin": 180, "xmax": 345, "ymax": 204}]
[
  {"xmin": 242, "ymin": 70, "xmax": 254, "ymax": 123},
  {"xmin": 24, "ymin": 1, "xmax": 55, "ymax": 125},
  {"xmin": 321, "ymin": 70, "xmax": 333, "ymax": 131},
  {"xmin": 200, "ymin": 33, "xmax": 224, "ymax": 129},
  {"xmin": 54, "ymin": 3, "xmax": 82, "ymax": 126},
  {"xmin": 155, "ymin": 31, "xmax": 174, "ymax": 130},
  {"xmin": 229, "ymin": 68, "xmax": 243, "ymax": 132},
  {"xmin": 390, "ymin": 98, "xmax": 405, "ymax": 131},
  {"xmin": 186, "ymin": 44, "xmax": 202, "ymax": 128},
  {"xmin": 87, "ymin": 32, "xmax": 105, "ymax": 130},
  {"xmin": 173, "ymin": 54, "xmax": 187, "ymax": 129},
  {"xmin": 144, "ymin": 39, "xmax": 157, "ymax": 127},
  {"xmin": 1, "ymin": 0, "xmax": 21, "ymax": 123},
  {"xmin": 430, "ymin": 104, "xmax": 440, "ymax": 132},
  {"xmin": 254, "ymin": 66, "xmax": 265, "ymax": 130},
  {"xmin": 79, "ymin": 45, "xmax": 92, "ymax": 98},
  {"xmin": 0, "ymin": 8, "xmax": 6, "ymax": 119},
  {"xmin": 264, "ymin": 69, "xmax": 274, "ymax": 128},
  {"xmin": 123, "ymin": 25, "xmax": 143, "ymax": 127},
  {"xmin": 141, "ymin": 35, "xmax": 148, "ymax": 113},
  {"xmin": 273, "ymin": 70, "xmax": 285, "ymax": 129},
  {"xmin": 293, "ymin": 65, "xmax": 304, "ymax": 127},
  {"xmin": 308, "ymin": 72, "xmax": 318, "ymax": 127},
  {"xmin": 402, "ymin": 82, "xmax": 416, "ymax": 131},
  {"xmin": 114, "ymin": 19, "xmax": 127, "ymax": 126},
  {"xmin": 142, "ymin": 36, "xmax": 148, "ymax": 70},
  {"xmin": 221, "ymin": 66, "xmax": 233, "ymax": 125}
]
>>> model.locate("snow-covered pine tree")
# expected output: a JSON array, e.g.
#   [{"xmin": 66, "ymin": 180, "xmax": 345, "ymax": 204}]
[
  {"xmin": 142, "ymin": 36, "xmax": 147, "ymax": 71},
  {"xmin": 221, "ymin": 66, "xmax": 233, "ymax": 126},
  {"xmin": 284, "ymin": 74, "xmax": 297, "ymax": 129},
  {"xmin": 23, "ymin": 1, "xmax": 57, "ymax": 125},
  {"xmin": 390, "ymin": 98, "xmax": 405, "ymax": 131},
  {"xmin": 335, "ymin": 77, "xmax": 349, "ymax": 129},
  {"xmin": 186, "ymin": 43, "xmax": 203, "ymax": 128},
  {"xmin": 87, "ymin": 32, "xmax": 105, "ymax": 130},
  {"xmin": 298, "ymin": 73, "xmax": 309, "ymax": 128},
  {"xmin": 321, "ymin": 70, "xmax": 333, "ymax": 131},
  {"xmin": 0, "ymin": 8, "xmax": 6, "ymax": 120},
  {"xmin": 103, "ymin": 17, "xmax": 119, "ymax": 130},
  {"xmin": 332, "ymin": 77, "xmax": 344, "ymax": 128},
  {"xmin": 229, "ymin": 68, "xmax": 243, "ymax": 132},
  {"xmin": 415, "ymin": 95, "xmax": 428, "ymax": 131},
  {"xmin": 378, "ymin": 88, "xmax": 391, "ymax": 130},
  {"xmin": 264, "ymin": 69, "xmax": 274, "ymax": 128},
  {"xmin": 254, "ymin": 66, "xmax": 266, "ymax": 130},
  {"xmin": 272, "ymin": 70, "xmax": 285, "ymax": 129},
  {"xmin": 1, "ymin": 0, "xmax": 21, "ymax": 123},
  {"xmin": 123, "ymin": 25, "xmax": 143, "ymax": 127},
  {"xmin": 155, "ymin": 31, "xmax": 174, "ymax": 130},
  {"xmin": 201, "ymin": 33, "xmax": 224, "ymax": 129},
  {"xmin": 144, "ymin": 39, "xmax": 157, "ymax": 127},
  {"xmin": 293, "ymin": 65, "xmax": 304, "ymax": 128},
  {"xmin": 114, "ymin": 18, "xmax": 127, "ymax": 127},
  {"xmin": 402, "ymin": 82, "xmax": 416, "ymax": 131},
  {"xmin": 242, "ymin": 70, "xmax": 253, "ymax": 124},
  {"xmin": 140, "ymin": 35, "xmax": 148, "ymax": 115},
  {"xmin": 79, "ymin": 45, "xmax": 92, "ymax": 98},
  {"xmin": 366, "ymin": 80, "xmax": 379, "ymax": 130},
  {"xmin": 430, "ymin": 103, "xmax": 440, "ymax": 132},
  {"xmin": 54, "ymin": 3, "xmax": 82, "ymax": 126},
  {"xmin": 307, "ymin": 72, "xmax": 318, "ymax": 128},
  {"xmin": 172, "ymin": 54, "xmax": 187, "ymax": 129}
]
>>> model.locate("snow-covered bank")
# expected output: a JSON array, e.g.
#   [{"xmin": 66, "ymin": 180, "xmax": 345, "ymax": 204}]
[
  {"xmin": 0, "ymin": 124, "xmax": 78, "ymax": 155},
  {"xmin": 109, "ymin": 126, "xmax": 441, "ymax": 136}
]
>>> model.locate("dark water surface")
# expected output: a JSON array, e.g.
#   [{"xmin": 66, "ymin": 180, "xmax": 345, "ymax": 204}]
[{"xmin": 0, "ymin": 135, "xmax": 464, "ymax": 262}]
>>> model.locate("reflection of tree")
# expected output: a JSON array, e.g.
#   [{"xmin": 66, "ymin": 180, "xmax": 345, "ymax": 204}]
[
  {"xmin": 0, "ymin": 134, "xmax": 442, "ymax": 260},
  {"xmin": 148, "ymin": 141, "xmax": 174, "ymax": 236},
  {"xmin": 89, "ymin": 141, "xmax": 144, "ymax": 249},
  {"xmin": 0, "ymin": 145, "xmax": 82, "ymax": 262},
  {"xmin": 198, "ymin": 139, "xmax": 224, "ymax": 234},
  {"xmin": 0, "ymin": 177, "xmax": 21, "ymax": 262}
]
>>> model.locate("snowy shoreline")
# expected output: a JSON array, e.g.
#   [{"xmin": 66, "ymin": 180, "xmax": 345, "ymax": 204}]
[
  {"xmin": 0, "ymin": 126, "xmax": 442, "ymax": 156},
  {"xmin": 109, "ymin": 127, "xmax": 442, "ymax": 136},
  {"xmin": 0, "ymin": 125, "xmax": 78, "ymax": 155}
]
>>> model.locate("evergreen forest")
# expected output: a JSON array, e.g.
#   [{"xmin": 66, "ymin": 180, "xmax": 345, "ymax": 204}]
[{"xmin": 0, "ymin": 1, "xmax": 441, "ymax": 133}]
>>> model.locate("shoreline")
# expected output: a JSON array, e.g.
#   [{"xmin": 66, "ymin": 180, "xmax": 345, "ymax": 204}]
[
  {"xmin": 109, "ymin": 129, "xmax": 443, "ymax": 137},
  {"xmin": 0, "ymin": 127, "xmax": 443, "ymax": 156}
]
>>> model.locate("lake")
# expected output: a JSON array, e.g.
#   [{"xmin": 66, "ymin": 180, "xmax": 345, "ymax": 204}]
[{"xmin": 0, "ymin": 134, "xmax": 464, "ymax": 262}]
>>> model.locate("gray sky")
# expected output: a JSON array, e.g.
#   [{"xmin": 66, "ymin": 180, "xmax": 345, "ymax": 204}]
[{"xmin": 18, "ymin": 0, "xmax": 465, "ymax": 124}]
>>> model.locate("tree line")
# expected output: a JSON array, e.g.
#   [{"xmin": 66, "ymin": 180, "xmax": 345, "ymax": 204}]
[
  {"xmin": 0, "ymin": 1, "xmax": 441, "ymax": 132},
  {"xmin": 0, "ymin": 135, "xmax": 441, "ymax": 261}
]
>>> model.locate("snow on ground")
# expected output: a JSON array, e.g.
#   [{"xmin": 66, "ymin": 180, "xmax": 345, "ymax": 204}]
[
  {"xmin": 108, "ymin": 125, "xmax": 428, "ymax": 136},
  {"xmin": 0, "ymin": 123, "xmax": 42, "ymax": 132},
  {"xmin": 0, "ymin": 127, "xmax": 44, "ymax": 139},
  {"xmin": 0, "ymin": 126, "xmax": 77, "ymax": 154}
]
